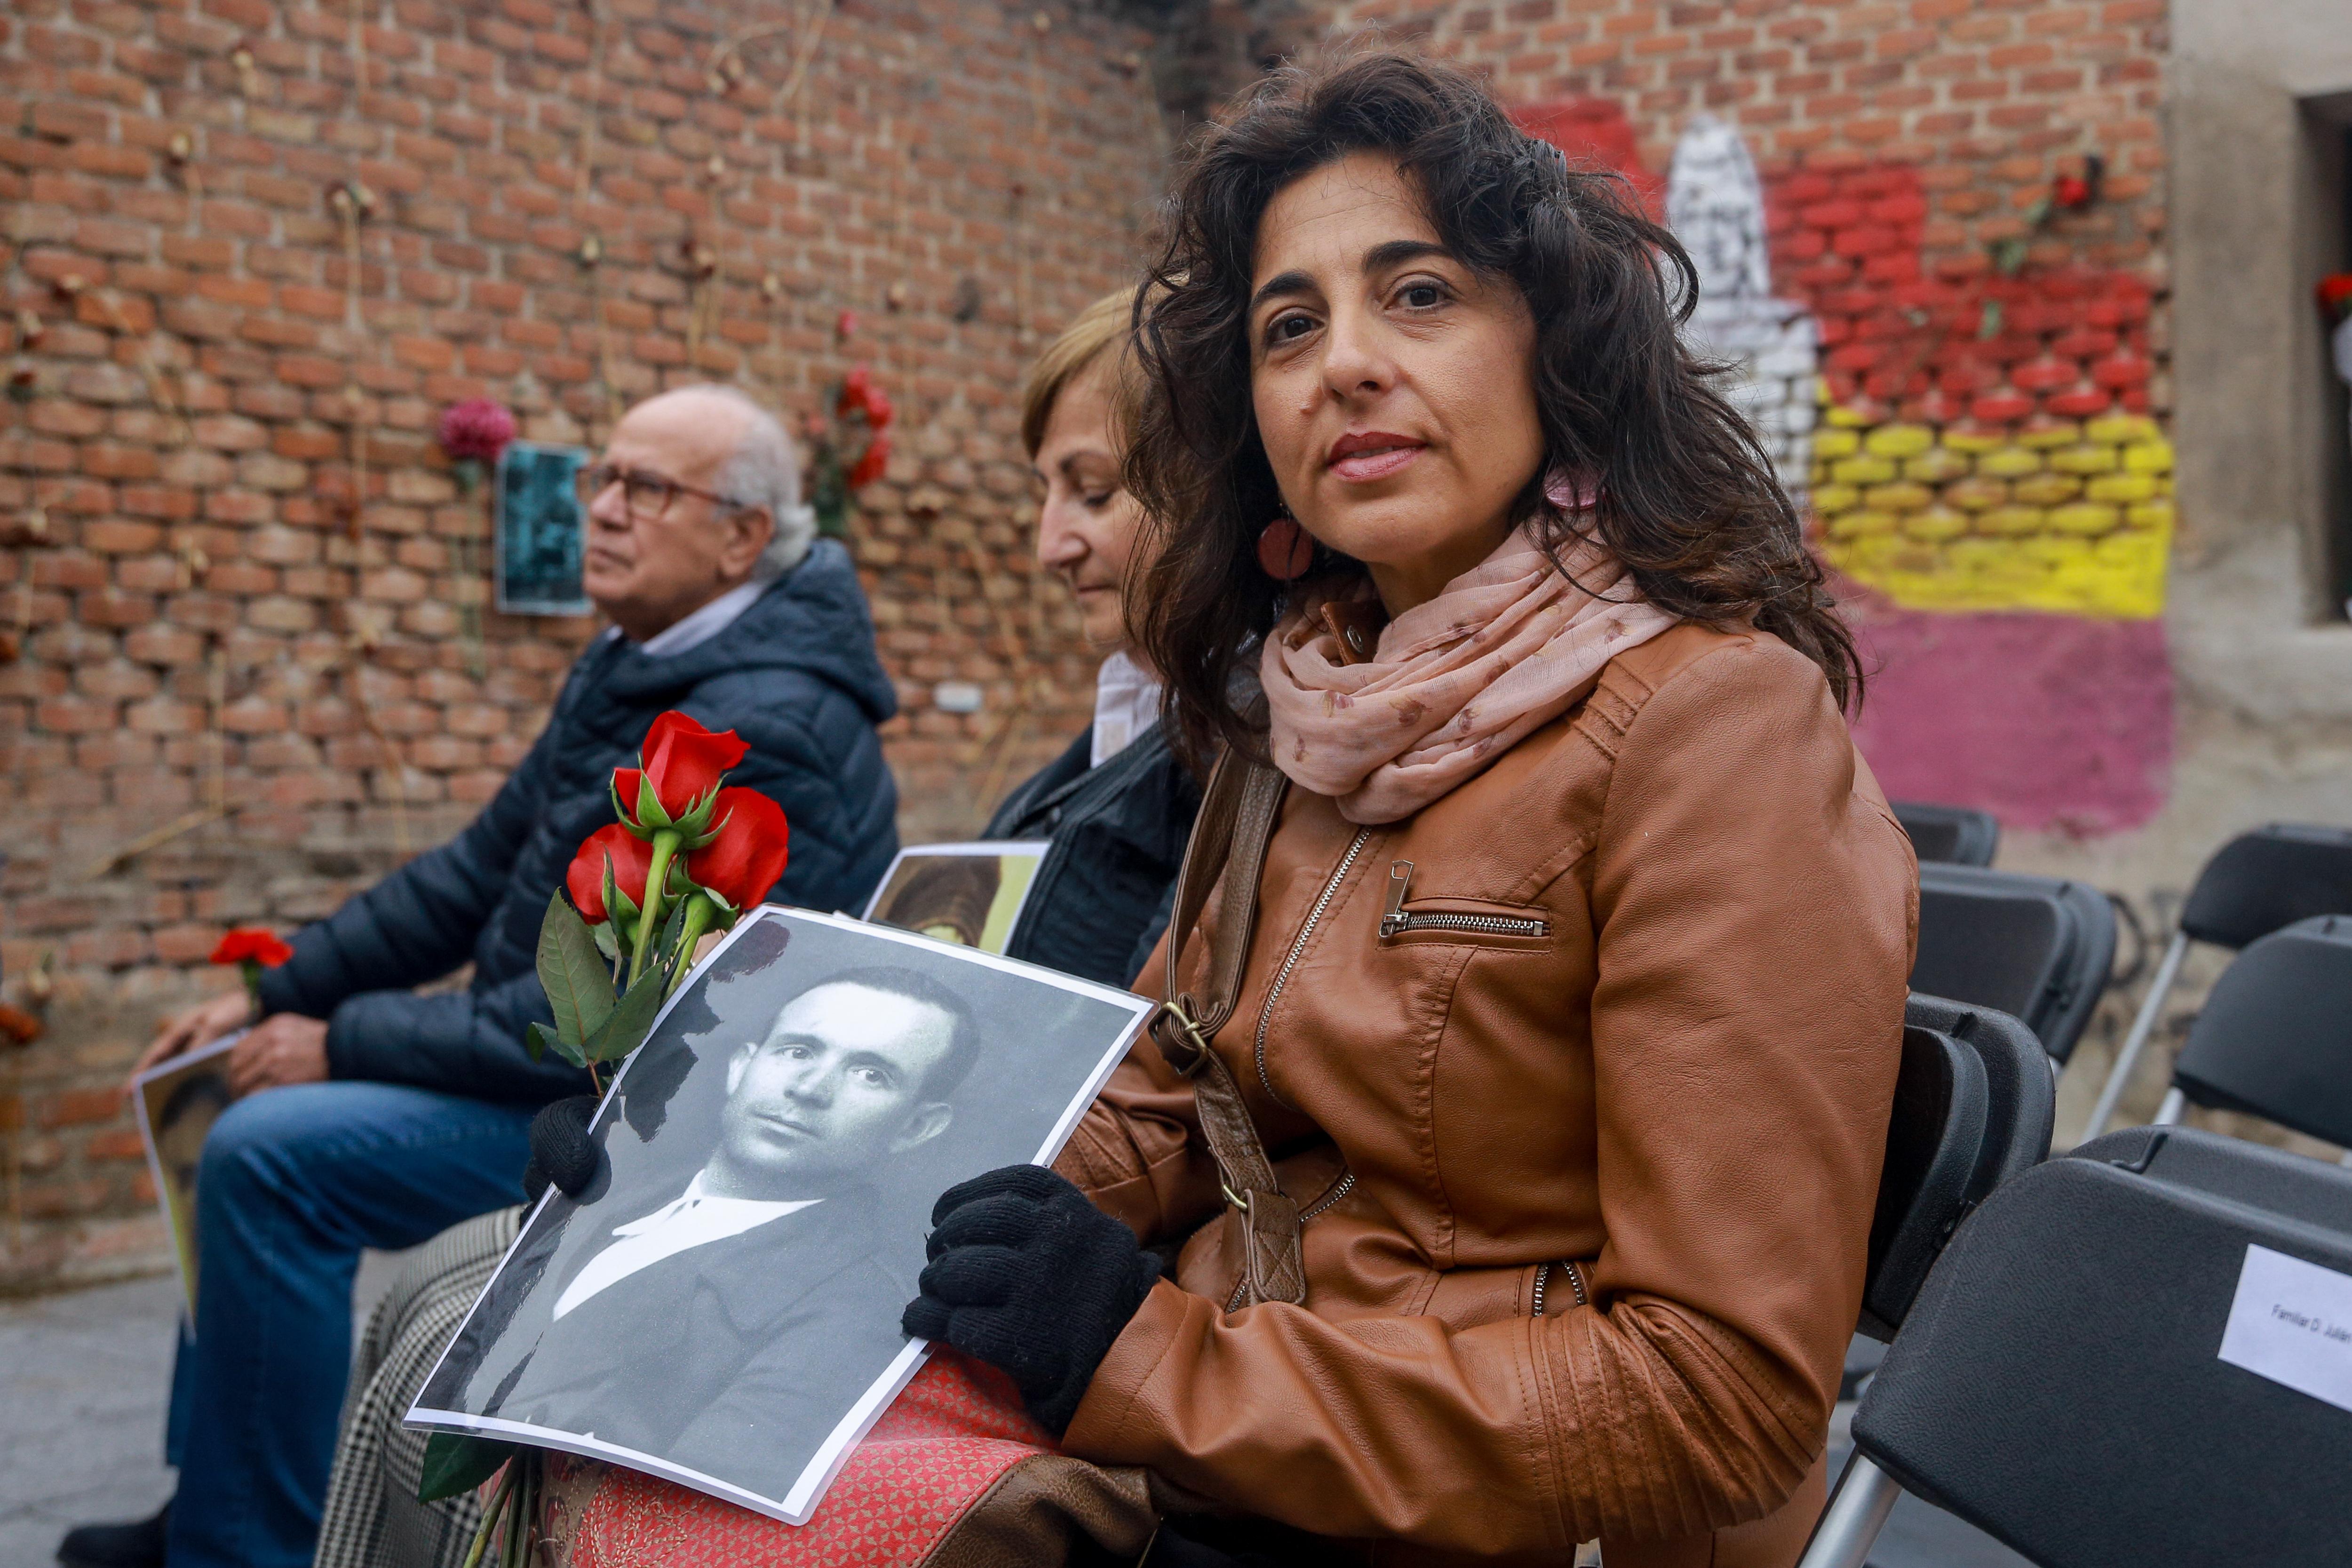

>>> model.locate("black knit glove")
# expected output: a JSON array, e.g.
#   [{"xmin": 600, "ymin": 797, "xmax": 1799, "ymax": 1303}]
[
  {"xmin": 521, "ymin": 1095, "xmax": 601, "ymax": 1202},
  {"xmin": 902, "ymin": 1164, "xmax": 1160, "ymax": 1436}
]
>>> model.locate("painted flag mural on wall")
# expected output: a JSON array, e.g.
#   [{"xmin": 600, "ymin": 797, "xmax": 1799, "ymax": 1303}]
[{"xmin": 1519, "ymin": 103, "xmax": 2173, "ymax": 836}]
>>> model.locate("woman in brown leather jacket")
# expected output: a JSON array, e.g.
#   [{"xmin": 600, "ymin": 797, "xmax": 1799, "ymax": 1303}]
[{"xmin": 906, "ymin": 47, "xmax": 1918, "ymax": 1568}]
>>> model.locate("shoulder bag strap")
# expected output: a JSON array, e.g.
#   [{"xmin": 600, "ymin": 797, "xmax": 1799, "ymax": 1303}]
[{"xmin": 1145, "ymin": 748, "xmax": 1305, "ymax": 1306}]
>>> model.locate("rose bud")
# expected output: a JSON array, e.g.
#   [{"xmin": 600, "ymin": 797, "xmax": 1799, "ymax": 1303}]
[
  {"xmin": 613, "ymin": 711, "xmax": 750, "ymax": 828},
  {"xmin": 567, "ymin": 824, "xmax": 652, "ymax": 924},
  {"xmin": 684, "ymin": 788, "xmax": 790, "ymax": 910}
]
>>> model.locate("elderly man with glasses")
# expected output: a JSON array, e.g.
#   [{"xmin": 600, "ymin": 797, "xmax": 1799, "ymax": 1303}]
[{"xmin": 66, "ymin": 386, "xmax": 901, "ymax": 1568}]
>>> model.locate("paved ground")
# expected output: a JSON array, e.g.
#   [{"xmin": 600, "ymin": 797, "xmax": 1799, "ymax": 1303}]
[
  {"xmin": 0, "ymin": 1272, "xmax": 2027, "ymax": 1568},
  {"xmin": 0, "ymin": 1275, "xmax": 178, "ymax": 1568},
  {"xmin": 0, "ymin": 1252, "xmax": 409, "ymax": 1568}
]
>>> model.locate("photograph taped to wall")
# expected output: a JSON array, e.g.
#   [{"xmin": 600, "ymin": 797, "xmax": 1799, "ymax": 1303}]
[
  {"xmin": 860, "ymin": 843, "xmax": 1048, "ymax": 955},
  {"xmin": 495, "ymin": 441, "xmax": 591, "ymax": 615},
  {"xmin": 133, "ymin": 1029, "xmax": 246, "ymax": 1320},
  {"xmin": 407, "ymin": 907, "xmax": 1152, "ymax": 1524}
]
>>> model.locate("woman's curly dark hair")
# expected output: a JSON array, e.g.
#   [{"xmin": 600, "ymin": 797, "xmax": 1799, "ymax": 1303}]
[{"xmin": 1125, "ymin": 43, "xmax": 1861, "ymax": 764}]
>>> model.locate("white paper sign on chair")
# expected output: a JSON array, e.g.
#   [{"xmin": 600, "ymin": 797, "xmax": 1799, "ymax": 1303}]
[{"xmin": 2217, "ymin": 1243, "xmax": 2352, "ymax": 1415}]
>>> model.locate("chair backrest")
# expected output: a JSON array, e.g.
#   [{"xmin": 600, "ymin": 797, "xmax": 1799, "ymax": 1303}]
[
  {"xmin": 1857, "ymin": 996, "xmax": 2054, "ymax": 1342},
  {"xmin": 1889, "ymin": 800, "xmax": 2000, "ymax": 868},
  {"xmin": 1902, "ymin": 993, "xmax": 2054, "ymax": 1190},
  {"xmin": 1850, "ymin": 1129, "xmax": 2352, "ymax": 1567},
  {"xmin": 2171, "ymin": 915, "xmax": 2352, "ymax": 1148},
  {"xmin": 2179, "ymin": 822, "xmax": 2352, "ymax": 949},
  {"xmin": 1910, "ymin": 864, "xmax": 2116, "ymax": 1064},
  {"xmin": 1858, "ymin": 1023, "xmax": 1984, "ymax": 1343}
]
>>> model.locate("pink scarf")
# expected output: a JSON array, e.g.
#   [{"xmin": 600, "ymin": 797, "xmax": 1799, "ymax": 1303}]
[{"xmin": 1260, "ymin": 527, "xmax": 1676, "ymax": 823}]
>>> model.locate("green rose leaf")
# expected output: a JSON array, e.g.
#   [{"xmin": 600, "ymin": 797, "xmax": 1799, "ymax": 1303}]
[
  {"xmin": 525, "ymin": 1020, "xmax": 586, "ymax": 1069},
  {"xmin": 537, "ymin": 891, "xmax": 617, "ymax": 1048},
  {"xmin": 417, "ymin": 1430, "xmax": 515, "ymax": 1504},
  {"xmin": 579, "ymin": 964, "xmax": 669, "ymax": 1065}
]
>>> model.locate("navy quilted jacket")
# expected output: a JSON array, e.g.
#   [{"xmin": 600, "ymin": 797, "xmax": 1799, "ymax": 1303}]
[{"xmin": 255, "ymin": 541, "xmax": 899, "ymax": 1103}]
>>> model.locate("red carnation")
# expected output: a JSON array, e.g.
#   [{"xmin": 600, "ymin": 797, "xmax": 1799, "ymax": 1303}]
[
  {"xmin": 838, "ymin": 366, "xmax": 873, "ymax": 419},
  {"xmin": 211, "ymin": 929, "xmax": 293, "ymax": 968},
  {"xmin": 436, "ymin": 398, "xmax": 517, "ymax": 464},
  {"xmin": 615, "ymin": 711, "xmax": 750, "ymax": 828},
  {"xmin": 567, "ymin": 824, "xmax": 653, "ymax": 925},
  {"xmin": 685, "ymin": 788, "xmax": 790, "ymax": 910},
  {"xmin": 2320, "ymin": 274, "xmax": 2352, "ymax": 325}
]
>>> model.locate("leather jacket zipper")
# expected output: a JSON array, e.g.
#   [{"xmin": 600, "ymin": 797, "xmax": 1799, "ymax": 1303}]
[
  {"xmin": 1298, "ymin": 1170, "xmax": 1355, "ymax": 1220},
  {"xmin": 1255, "ymin": 827, "xmax": 1373, "ymax": 1103},
  {"xmin": 1532, "ymin": 1258, "xmax": 1588, "ymax": 1317},
  {"xmin": 1381, "ymin": 861, "xmax": 1550, "ymax": 939}
]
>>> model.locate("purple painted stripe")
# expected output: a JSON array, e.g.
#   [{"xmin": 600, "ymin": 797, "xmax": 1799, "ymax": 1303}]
[{"xmin": 1845, "ymin": 605, "xmax": 2173, "ymax": 836}]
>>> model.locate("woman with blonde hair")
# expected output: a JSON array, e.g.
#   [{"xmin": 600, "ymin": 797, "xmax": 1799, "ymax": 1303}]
[
  {"xmin": 909, "ymin": 46, "xmax": 1916, "ymax": 1568},
  {"xmin": 981, "ymin": 285, "xmax": 1203, "ymax": 987}
]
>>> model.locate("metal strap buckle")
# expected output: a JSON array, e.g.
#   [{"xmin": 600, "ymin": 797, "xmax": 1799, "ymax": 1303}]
[{"xmin": 1153, "ymin": 997, "xmax": 1216, "ymax": 1077}]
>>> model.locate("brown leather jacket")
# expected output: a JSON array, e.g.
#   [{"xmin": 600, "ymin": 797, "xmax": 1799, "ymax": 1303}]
[{"xmin": 1050, "ymin": 623, "xmax": 1919, "ymax": 1567}]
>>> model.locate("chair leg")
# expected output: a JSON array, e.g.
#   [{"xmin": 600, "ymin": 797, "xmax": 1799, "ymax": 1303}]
[
  {"xmin": 2085, "ymin": 931, "xmax": 2189, "ymax": 1141},
  {"xmin": 2153, "ymin": 1087, "xmax": 2186, "ymax": 1127},
  {"xmin": 1796, "ymin": 1451, "xmax": 1903, "ymax": 1568}
]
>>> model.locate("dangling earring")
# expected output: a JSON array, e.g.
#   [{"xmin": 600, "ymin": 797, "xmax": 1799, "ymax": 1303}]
[
  {"xmin": 1256, "ymin": 509, "xmax": 1313, "ymax": 581},
  {"xmin": 1543, "ymin": 468, "xmax": 1601, "ymax": 514}
]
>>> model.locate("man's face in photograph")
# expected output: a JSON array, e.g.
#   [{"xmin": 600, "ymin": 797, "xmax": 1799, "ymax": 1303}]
[{"xmin": 712, "ymin": 980, "xmax": 956, "ymax": 1198}]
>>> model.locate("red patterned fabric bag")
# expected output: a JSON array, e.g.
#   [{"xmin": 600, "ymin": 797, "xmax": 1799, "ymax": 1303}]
[{"xmin": 536, "ymin": 1351, "xmax": 1169, "ymax": 1568}]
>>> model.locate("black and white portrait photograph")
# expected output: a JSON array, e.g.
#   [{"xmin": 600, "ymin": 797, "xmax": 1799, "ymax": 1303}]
[
  {"xmin": 861, "ymin": 842, "xmax": 1047, "ymax": 955},
  {"xmin": 407, "ymin": 907, "xmax": 1152, "ymax": 1523},
  {"xmin": 132, "ymin": 1030, "xmax": 243, "ymax": 1316}
]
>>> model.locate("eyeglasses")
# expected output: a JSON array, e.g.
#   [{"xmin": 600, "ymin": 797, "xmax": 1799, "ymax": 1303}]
[{"xmin": 575, "ymin": 462, "xmax": 746, "ymax": 524}]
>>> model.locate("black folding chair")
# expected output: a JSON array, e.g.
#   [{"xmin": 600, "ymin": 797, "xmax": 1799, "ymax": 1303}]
[
  {"xmin": 2088, "ymin": 822, "xmax": 2352, "ymax": 1138},
  {"xmin": 1890, "ymin": 801, "xmax": 2000, "ymax": 868},
  {"xmin": 1842, "ymin": 996, "xmax": 2053, "ymax": 1396},
  {"xmin": 2139, "ymin": 915, "xmax": 2352, "ymax": 1165},
  {"xmin": 1910, "ymin": 865, "xmax": 2116, "ymax": 1065},
  {"xmin": 1800, "ymin": 1127, "xmax": 2352, "ymax": 1568}
]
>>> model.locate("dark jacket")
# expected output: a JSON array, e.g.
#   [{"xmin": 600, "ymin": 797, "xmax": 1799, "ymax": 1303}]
[
  {"xmin": 984, "ymin": 721, "xmax": 1201, "ymax": 990},
  {"xmin": 454, "ymin": 1185, "xmax": 908, "ymax": 1504},
  {"xmin": 257, "ymin": 541, "xmax": 899, "ymax": 1103}
]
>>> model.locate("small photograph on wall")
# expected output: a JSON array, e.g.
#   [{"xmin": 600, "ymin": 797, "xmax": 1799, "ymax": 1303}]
[
  {"xmin": 408, "ymin": 907, "xmax": 1151, "ymax": 1525},
  {"xmin": 495, "ymin": 440, "xmax": 592, "ymax": 615},
  {"xmin": 133, "ymin": 1030, "xmax": 246, "ymax": 1318},
  {"xmin": 860, "ymin": 843, "xmax": 1048, "ymax": 955}
]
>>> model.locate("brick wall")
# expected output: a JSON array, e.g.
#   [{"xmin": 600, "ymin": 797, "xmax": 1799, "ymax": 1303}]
[
  {"xmin": 0, "ymin": 0, "xmax": 1165, "ymax": 1291},
  {"xmin": 1303, "ymin": 0, "xmax": 2173, "ymax": 611},
  {"xmin": 0, "ymin": 0, "xmax": 2184, "ymax": 1292},
  {"xmin": 1318, "ymin": 0, "xmax": 2165, "ymax": 235}
]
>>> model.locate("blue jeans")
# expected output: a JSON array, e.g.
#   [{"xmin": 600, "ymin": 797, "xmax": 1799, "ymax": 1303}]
[{"xmin": 161, "ymin": 1082, "xmax": 532, "ymax": 1568}]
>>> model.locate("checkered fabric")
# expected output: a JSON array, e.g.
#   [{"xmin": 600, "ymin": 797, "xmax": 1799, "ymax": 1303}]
[{"xmin": 313, "ymin": 1206, "xmax": 525, "ymax": 1568}]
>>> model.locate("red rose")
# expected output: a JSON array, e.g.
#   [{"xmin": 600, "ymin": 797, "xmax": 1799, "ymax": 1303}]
[
  {"xmin": 615, "ymin": 711, "xmax": 749, "ymax": 825},
  {"xmin": 848, "ymin": 429, "xmax": 891, "ymax": 490},
  {"xmin": 567, "ymin": 824, "xmax": 652, "ymax": 924},
  {"xmin": 685, "ymin": 788, "xmax": 790, "ymax": 909},
  {"xmin": 2052, "ymin": 175, "xmax": 2092, "ymax": 210},
  {"xmin": 211, "ymin": 928, "xmax": 293, "ymax": 968}
]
